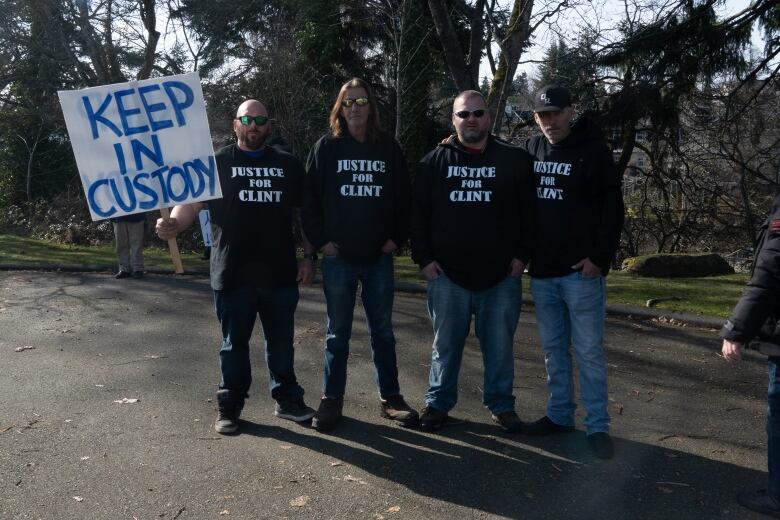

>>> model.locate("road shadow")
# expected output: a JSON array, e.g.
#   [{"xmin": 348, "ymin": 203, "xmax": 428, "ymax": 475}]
[{"xmin": 238, "ymin": 416, "xmax": 766, "ymax": 519}]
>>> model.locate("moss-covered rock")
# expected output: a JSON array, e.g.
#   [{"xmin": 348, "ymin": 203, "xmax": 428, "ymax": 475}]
[{"xmin": 621, "ymin": 253, "xmax": 734, "ymax": 278}]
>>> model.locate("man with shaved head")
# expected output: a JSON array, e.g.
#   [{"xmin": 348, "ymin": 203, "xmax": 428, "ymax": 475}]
[{"xmin": 156, "ymin": 99, "xmax": 316, "ymax": 434}]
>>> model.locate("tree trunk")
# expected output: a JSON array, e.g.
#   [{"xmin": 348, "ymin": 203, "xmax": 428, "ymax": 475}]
[
  {"xmin": 427, "ymin": 0, "xmax": 477, "ymax": 91},
  {"xmin": 486, "ymin": 0, "xmax": 533, "ymax": 131}
]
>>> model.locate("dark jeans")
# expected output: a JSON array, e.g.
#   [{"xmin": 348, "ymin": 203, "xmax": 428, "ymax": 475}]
[
  {"xmin": 320, "ymin": 253, "xmax": 400, "ymax": 398},
  {"xmin": 769, "ymin": 356, "xmax": 780, "ymax": 499},
  {"xmin": 214, "ymin": 284, "xmax": 304, "ymax": 407}
]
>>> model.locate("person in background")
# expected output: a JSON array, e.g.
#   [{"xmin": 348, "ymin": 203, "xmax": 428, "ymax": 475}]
[{"xmin": 113, "ymin": 212, "xmax": 145, "ymax": 279}]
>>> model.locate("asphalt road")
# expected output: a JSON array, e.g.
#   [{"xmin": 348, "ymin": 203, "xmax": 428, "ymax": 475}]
[{"xmin": 0, "ymin": 271, "xmax": 772, "ymax": 519}]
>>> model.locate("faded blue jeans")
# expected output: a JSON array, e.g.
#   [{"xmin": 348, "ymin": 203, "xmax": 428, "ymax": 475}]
[
  {"xmin": 530, "ymin": 272, "xmax": 610, "ymax": 434},
  {"xmin": 425, "ymin": 273, "xmax": 521, "ymax": 414},
  {"xmin": 320, "ymin": 253, "xmax": 400, "ymax": 398},
  {"xmin": 214, "ymin": 284, "xmax": 304, "ymax": 407}
]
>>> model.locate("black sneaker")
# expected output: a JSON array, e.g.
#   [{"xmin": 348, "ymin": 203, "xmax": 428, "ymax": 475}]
[
  {"xmin": 115, "ymin": 270, "xmax": 131, "ymax": 279},
  {"xmin": 492, "ymin": 410, "xmax": 524, "ymax": 433},
  {"xmin": 587, "ymin": 432, "xmax": 614, "ymax": 459},
  {"xmin": 380, "ymin": 395, "xmax": 419, "ymax": 427},
  {"xmin": 215, "ymin": 389, "xmax": 241, "ymax": 434},
  {"xmin": 737, "ymin": 490, "xmax": 780, "ymax": 519},
  {"xmin": 275, "ymin": 398, "xmax": 315, "ymax": 422},
  {"xmin": 419, "ymin": 406, "xmax": 448, "ymax": 431},
  {"xmin": 132, "ymin": 270, "xmax": 145, "ymax": 279},
  {"xmin": 524, "ymin": 416, "xmax": 575, "ymax": 436},
  {"xmin": 312, "ymin": 397, "xmax": 343, "ymax": 432}
]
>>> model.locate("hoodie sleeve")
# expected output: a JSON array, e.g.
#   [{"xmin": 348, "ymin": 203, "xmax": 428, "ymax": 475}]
[
  {"xmin": 390, "ymin": 137, "xmax": 411, "ymax": 248},
  {"xmin": 302, "ymin": 137, "xmax": 328, "ymax": 250},
  {"xmin": 721, "ymin": 214, "xmax": 780, "ymax": 343},
  {"xmin": 514, "ymin": 149, "xmax": 535, "ymax": 264},
  {"xmin": 410, "ymin": 153, "xmax": 436, "ymax": 269},
  {"xmin": 587, "ymin": 142, "xmax": 625, "ymax": 271}
]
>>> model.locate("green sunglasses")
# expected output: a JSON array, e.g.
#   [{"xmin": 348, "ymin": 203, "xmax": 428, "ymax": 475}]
[
  {"xmin": 342, "ymin": 97, "xmax": 369, "ymax": 108},
  {"xmin": 235, "ymin": 115, "xmax": 270, "ymax": 126}
]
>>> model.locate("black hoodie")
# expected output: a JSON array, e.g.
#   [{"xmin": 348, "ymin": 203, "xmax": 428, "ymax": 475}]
[
  {"xmin": 411, "ymin": 135, "xmax": 534, "ymax": 291},
  {"xmin": 302, "ymin": 131, "xmax": 411, "ymax": 265},
  {"xmin": 522, "ymin": 116, "xmax": 624, "ymax": 278}
]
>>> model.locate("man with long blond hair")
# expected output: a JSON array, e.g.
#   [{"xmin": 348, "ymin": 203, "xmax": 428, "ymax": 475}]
[{"xmin": 302, "ymin": 78, "xmax": 416, "ymax": 432}]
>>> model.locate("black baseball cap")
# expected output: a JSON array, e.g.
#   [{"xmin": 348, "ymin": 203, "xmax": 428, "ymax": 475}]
[{"xmin": 533, "ymin": 85, "xmax": 572, "ymax": 112}]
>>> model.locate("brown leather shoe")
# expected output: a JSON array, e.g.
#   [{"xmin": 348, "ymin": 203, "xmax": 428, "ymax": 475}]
[{"xmin": 380, "ymin": 395, "xmax": 419, "ymax": 427}]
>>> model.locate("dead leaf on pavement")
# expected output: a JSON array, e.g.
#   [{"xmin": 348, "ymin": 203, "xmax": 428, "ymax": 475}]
[
  {"xmin": 386, "ymin": 506, "xmax": 401, "ymax": 513},
  {"xmin": 290, "ymin": 496, "xmax": 310, "ymax": 507},
  {"xmin": 343, "ymin": 475, "xmax": 367, "ymax": 484}
]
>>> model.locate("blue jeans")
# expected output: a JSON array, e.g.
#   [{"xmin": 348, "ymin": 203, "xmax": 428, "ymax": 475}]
[
  {"xmin": 768, "ymin": 357, "xmax": 780, "ymax": 500},
  {"xmin": 321, "ymin": 253, "xmax": 400, "ymax": 398},
  {"xmin": 214, "ymin": 285, "xmax": 304, "ymax": 407},
  {"xmin": 425, "ymin": 273, "xmax": 521, "ymax": 414},
  {"xmin": 530, "ymin": 272, "xmax": 609, "ymax": 434}
]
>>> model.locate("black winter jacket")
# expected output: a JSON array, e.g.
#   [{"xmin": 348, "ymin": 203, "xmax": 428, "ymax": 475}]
[{"xmin": 721, "ymin": 193, "xmax": 780, "ymax": 351}]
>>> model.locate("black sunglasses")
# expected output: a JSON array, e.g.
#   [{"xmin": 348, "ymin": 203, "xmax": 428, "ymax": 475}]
[
  {"xmin": 342, "ymin": 97, "xmax": 369, "ymax": 108},
  {"xmin": 453, "ymin": 109, "xmax": 487, "ymax": 119},
  {"xmin": 235, "ymin": 115, "xmax": 270, "ymax": 126}
]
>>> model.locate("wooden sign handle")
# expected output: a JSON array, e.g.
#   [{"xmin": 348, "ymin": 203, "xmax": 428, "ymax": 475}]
[{"xmin": 159, "ymin": 207, "xmax": 184, "ymax": 274}]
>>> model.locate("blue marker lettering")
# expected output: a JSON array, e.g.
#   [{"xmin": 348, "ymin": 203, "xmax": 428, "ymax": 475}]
[
  {"xmin": 133, "ymin": 173, "xmax": 159, "ymax": 209},
  {"xmin": 184, "ymin": 160, "xmax": 205, "ymax": 197},
  {"xmin": 138, "ymin": 84, "xmax": 173, "ymax": 132},
  {"xmin": 166, "ymin": 166, "xmax": 190, "ymax": 203},
  {"xmin": 83, "ymin": 94, "xmax": 122, "ymax": 140},
  {"xmin": 87, "ymin": 179, "xmax": 117, "ymax": 217},
  {"xmin": 150, "ymin": 166, "xmax": 171, "ymax": 204},
  {"xmin": 113, "ymin": 143, "xmax": 128, "ymax": 175},
  {"xmin": 131, "ymin": 134, "xmax": 164, "ymax": 170},
  {"xmin": 192, "ymin": 156, "xmax": 217, "ymax": 196},
  {"xmin": 162, "ymin": 81, "xmax": 194, "ymax": 126},
  {"xmin": 115, "ymin": 88, "xmax": 149, "ymax": 136},
  {"xmin": 110, "ymin": 176, "xmax": 138, "ymax": 212}
]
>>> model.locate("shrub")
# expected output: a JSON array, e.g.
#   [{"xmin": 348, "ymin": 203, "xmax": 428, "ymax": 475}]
[{"xmin": 621, "ymin": 253, "xmax": 734, "ymax": 277}]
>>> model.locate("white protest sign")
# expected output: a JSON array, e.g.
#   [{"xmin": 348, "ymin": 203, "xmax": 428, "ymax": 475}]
[
  {"xmin": 58, "ymin": 72, "xmax": 221, "ymax": 221},
  {"xmin": 198, "ymin": 209, "xmax": 213, "ymax": 247}
]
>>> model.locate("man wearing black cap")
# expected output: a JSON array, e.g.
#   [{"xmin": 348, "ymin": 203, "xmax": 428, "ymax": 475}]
[
  {"xmin": 721, "ymin": 193, "xmax": 780, "ymax": 518},
  {"xmin": 521, "ymin": 85, "xmax": 624, "ymax": 459}
]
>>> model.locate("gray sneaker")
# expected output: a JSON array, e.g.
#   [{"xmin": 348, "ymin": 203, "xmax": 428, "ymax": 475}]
[
  {"xmin": 274, "ymin": 398, "xmax": 315, "ymax": 422},
  {"xmin": 214, "ymin": 389, "xmax": 241, "ymax": 434}
]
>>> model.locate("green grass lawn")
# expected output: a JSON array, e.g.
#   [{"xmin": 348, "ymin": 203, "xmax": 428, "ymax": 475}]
[
  {"xmin": 0, "ymin": 233, "xmax": 747, "ymax": 317},
  {"xmin": 0, "ymin": 233, "xmax": 210, "ymax": 272}
]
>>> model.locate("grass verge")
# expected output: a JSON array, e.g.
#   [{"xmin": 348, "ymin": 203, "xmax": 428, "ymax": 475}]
[{"xmin": 1, "ymin": 233, "xmax": 747, "ymax": 317}]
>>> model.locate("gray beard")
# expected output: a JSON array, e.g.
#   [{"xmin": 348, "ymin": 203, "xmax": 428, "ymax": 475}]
[{"xmin": 459, "ymin": 127, "xmax": 488, "ymax": 145}]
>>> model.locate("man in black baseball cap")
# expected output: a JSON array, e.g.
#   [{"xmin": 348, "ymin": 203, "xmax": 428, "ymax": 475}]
[
  {"xmin": 533, "ymin": 85, "xmax": 573, "ymax": 113},
  {"xmin": 521, "ymin": 83, "xmax": 624, "ymax": 459},
  {"xmin": 532, "ymin": 85, "xmax": 574, "ymax": 144}
]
